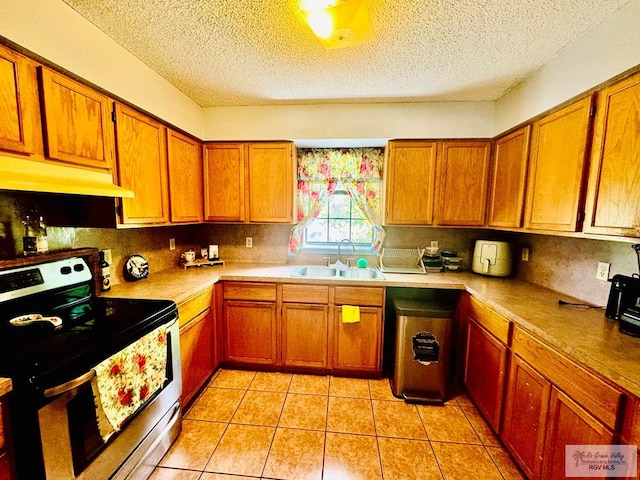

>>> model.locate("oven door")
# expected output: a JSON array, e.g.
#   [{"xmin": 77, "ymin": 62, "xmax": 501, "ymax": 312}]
[{"xmin": 36, "ymin": 317, "xmax": 181, "ymax": 480}]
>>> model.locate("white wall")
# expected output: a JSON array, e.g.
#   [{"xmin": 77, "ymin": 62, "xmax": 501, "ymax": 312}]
[
  {"xmin": 202, "ymin": 102, "xmax": 496, "ymax": 143},
  {"xmin": 495, "ymin": 0, "xmax": 640, "ymax": 134},
  {"xmin": 0, "ymin": 0, "xmax": 204, "ymax": 138}
]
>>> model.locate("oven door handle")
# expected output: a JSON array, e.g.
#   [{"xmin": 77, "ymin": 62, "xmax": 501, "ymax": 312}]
[{"xmin": 43, "ymin": 369, "xmax": 96, "ymax": 398}]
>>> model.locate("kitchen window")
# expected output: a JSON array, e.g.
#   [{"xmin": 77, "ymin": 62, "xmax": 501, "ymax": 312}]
[
  {"xmin": 304, "ymin": 190, "xmax": 374, "ymax": 246},
  {"xmin": 288, "ymin": 147, "xmax": 385, "ymax": 254}
]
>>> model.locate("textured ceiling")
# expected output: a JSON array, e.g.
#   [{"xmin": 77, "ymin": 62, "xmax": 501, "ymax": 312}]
[{"xmin": 61, "ymin": 0, "xmax": 631, "ymax": 107}]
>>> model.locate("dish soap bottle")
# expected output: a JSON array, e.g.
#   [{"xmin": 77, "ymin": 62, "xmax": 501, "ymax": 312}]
[{"xmin": 22, "ymin": 208, "xmax": 48, "ymax": 255}]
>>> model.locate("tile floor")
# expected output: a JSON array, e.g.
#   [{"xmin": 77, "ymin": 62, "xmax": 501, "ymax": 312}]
[{"xmin": 151, "ymin": 369, "xmax": 525, "ymax": 480}]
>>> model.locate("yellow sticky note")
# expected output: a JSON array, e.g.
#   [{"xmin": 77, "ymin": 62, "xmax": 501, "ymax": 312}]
[{"xmin": 342, "ymin": 305, "xmax": 360, "ymax": 323}]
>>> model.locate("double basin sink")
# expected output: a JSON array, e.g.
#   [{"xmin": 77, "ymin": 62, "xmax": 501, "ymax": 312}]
[{"xmin": 291, "ymin": 265, "xmax": 385, "ymax": 280}]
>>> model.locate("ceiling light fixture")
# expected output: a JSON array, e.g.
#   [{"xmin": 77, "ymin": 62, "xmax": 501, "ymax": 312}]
[{"xmin": 299, "ymin": 0, "xmax": 376, "ymax": 50}]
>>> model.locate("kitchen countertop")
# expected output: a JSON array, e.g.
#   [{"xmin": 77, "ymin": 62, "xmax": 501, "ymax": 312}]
[{"xmin": 104, "ymin": 262, "xmax": 640, "ymax": 398}]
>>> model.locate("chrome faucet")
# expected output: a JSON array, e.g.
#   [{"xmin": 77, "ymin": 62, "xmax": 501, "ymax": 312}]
[{"xmin": 337, "ymin": 239, "xmax": 355, "ymax": 267}]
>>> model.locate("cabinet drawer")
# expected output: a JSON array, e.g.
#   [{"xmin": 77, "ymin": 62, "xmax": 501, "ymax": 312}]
[
  {"xmin": 178, "ymin": 287, "xmax": 213, "ymax": 328},
  {"xmin": 223, "ymin": 282, "xmax": 276, "ymax": 301},
  {"xmin": 334, "ymin": 286, "xmax": 384, "ymax": 307},
  {"xmin": 282, "ymin": 284, "xmax": 329, "ymax": 304},
  {"xmin": 467, "ymin": 296, "xmax": 511, "ymax": 344},
  {"xmin": 512, "ymin": 327, "xmax": 622, "ymax": 429}
]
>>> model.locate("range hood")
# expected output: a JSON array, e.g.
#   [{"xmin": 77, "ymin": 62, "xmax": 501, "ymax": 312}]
[{"xmin": 0, "ymin": 155, "xmax": 134, "ymax": 198}]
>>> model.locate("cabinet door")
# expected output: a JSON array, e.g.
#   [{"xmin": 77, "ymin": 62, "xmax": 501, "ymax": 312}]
[
  {"xmin": 223, "ymin": 300, "xmax": 277, "ymax": 365},
  {"xmin": 114, "ymin": 103, "xmax": 169, "ymax": 224},
  {"xmin": 463, "ymin": 318, "xmax": 508, "ymax": 431},
  {"xmin": 332, "ymin": 306, "xmax": 382, "ymax": 373},
  {"xmin": 524, "ymin": 96, "xmax": 593, "ymax": 231},
  {"xmin": 248, "ymin": 142, "xmax": 294, "ymax": 223},
  {"xmin": 282, "ymin": 303, "xmax": 328, "ymax": 369},
  {"xmin": 542, "ymin": 389, "xmax": 615, "ymax": 480},
  {"xmin": 167, "ymin": 129, "xmax": 203, "ymax": 223},
  {"xmin": 487, "ymin": 126, "xmax": 530, "ymax": 228},
  {"xmin": 180, "ymin": 309, "xmax": 213, "ymax": 406},
  {"xmin": 437, "ymin": 141, "xmax": 491, "ymax": 226},
  {"xmin": 384, "ymin": 141, "xmax": 438, "ymax": 225},
  {"xmin": 584, "ymin": 72, "xmax": 640, "ymax": 236},
  {"xmin": 0, "ymin": 44, "xmax": 38, "ymax": 155},
  {"xmin": 203, "ymin": 143, "xmax": 245, "ymax": 222},
  {"xmin": 501, "ymin": 354, "xmax": 551, "ymax": 479},
  {"xmin": 40, "ymin": 67, "xmax": 115, "ymax": 171}
]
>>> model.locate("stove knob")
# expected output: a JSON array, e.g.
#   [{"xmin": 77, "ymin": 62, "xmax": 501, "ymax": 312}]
[{"xmin": 60, "ymin": 266, "xmax": 72, "ymax": 274}]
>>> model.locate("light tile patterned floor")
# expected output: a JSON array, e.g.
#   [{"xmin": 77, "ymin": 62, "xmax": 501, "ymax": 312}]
[{"xmin": 152, "ymin": 369, "xmax": 526, "ymax": 480}]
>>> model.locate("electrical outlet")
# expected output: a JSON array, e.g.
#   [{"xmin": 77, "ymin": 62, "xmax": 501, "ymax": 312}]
[
  {"xmin": 596, "ymin": 262, "xmax": 610, "ymax": 281},
  {"xmin": 521, "ymin": 247, "xmax": 529, "ymax": 262},
  {"xmin": 430, "ymin": 241, "xmax": 438, "ymax": 248},
  {"xmin": 246, "ymin": 237, "xmax": 253, "ymax": 248},
  {"xmin": 102, "ymin": 249, "xmax": 112, "ymax": 265},
  {"xmin": 169, "ymin": 238, "xmax": 175, "ymax": 251}
]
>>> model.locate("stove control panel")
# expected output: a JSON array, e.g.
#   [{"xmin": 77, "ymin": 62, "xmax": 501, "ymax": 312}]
[{"xmin": 0, "ymin": 257, "xmax": 92, "ymax": 303}]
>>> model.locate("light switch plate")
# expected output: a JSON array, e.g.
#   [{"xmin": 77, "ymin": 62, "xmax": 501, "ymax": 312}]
[
  {"xmin": 169, "ymin": 238, "xmax": 176, "ymax": 251},
  {"xmin": 246, "ymin": 237, "xmax": 253, "ymax": 248}
]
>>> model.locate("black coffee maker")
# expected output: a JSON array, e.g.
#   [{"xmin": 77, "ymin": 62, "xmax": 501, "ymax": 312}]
[{"xmin": 606, "ymin": 244, "xmax": 640, "ymax": 337}]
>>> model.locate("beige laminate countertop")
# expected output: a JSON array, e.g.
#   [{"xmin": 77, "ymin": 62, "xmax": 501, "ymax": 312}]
[{"xmin": 104, "ymin": 262, "xmax": 640, "ymax": 398}]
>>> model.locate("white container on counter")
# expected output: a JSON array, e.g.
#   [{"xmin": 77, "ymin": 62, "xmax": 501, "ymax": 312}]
[{"xmin": 472, "ymin": 240, "xmax": 512, "ymax": 277}]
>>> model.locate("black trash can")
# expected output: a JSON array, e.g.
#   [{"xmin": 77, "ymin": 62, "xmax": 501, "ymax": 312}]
[{"xmin": 390, "ymin": 299, "xmax": 454, "ymax": 403}]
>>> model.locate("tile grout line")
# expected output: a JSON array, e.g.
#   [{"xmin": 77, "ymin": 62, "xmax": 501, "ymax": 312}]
[
  {"xmin": 204, "ymin": 369, "xmax": 256, "ymax": 477},
  {"xmin": 258, "ymin": 371, "xmax": 292, "ymax": 479}
]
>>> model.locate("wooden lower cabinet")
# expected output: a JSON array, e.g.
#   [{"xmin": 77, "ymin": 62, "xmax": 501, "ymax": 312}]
[
  {"xmin": 178, "ymin": 288, "xmax": 216, "ymax": 407},
  {"xmin": 179, "ymin": 309, "xmax": 213, "ymax": 406},
  {"xmin": 224, "ymin": 301, "xmax": 277, "ymax": 365},
  {"xmin": 281, "ymin": 303, "xmax": 328, "ymax": 369},
  {"xmin": 332, "ymin": 306, "xmax": 383, "ymax": 373},
  {"xmin": 221, "ymin": 282, "xmax": 384, "ymax": 374},
  {"xmin": 463, "ymin": 316, "xmax": 509, "ymax": 431},
  {"xmin": 222, "ymin": 282, "xmax": 278, "ymax": 366},
  {"xmin": 541, "ymin": 389, "xmax": 615, "ymax": 480},
  {"xmin": 501, "ymin": 327, "xmax": 623, "ymax": 480},
  {"xmin": 501, "ymin": 354, "xmax": 551, "ymax": 479}
]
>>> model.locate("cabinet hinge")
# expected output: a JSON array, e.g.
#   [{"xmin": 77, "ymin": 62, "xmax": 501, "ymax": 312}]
[
  {"xmin": 111, "ymin": 110, "xmax": 116, "ymax": 122},
  {"xmin": 577, "ymin": 211, "xmax": 585, "ymax": 223},
  {"xmin": 589, "ymin": 105, "xmax": 596, "ymax": 118}
]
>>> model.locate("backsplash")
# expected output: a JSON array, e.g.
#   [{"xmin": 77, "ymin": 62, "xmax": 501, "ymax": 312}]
[
  {"xmin": 1, "ymin": 190, "xmax": 636, "ymax": 302},
  {"xmin": 505, "ymin": 232, "xmax": 638, "ymax": 306}
]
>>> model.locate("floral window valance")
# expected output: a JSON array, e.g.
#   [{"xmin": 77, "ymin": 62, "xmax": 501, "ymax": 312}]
[{"xmin": 288, "ymin": 147, "xmax": 385, "ymax": 254}]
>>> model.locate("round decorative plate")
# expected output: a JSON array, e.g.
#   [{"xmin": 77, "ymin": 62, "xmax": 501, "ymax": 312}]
[{"xmin": 125, "ymin": 254, "xmax": 149, "ymax": 281}]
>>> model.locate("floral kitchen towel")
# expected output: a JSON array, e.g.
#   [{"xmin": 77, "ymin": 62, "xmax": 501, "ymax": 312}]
[{"xmin": 91, "ymin": 324, "xmax": 168, "ymax": 441}]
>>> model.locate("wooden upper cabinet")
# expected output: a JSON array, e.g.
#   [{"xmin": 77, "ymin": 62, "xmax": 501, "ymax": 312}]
[
  {"xmin": 167, "ymin": 129, "xmax": 203, "ymax": 223},
  {"xmin": 114, "ymin": 103, "xmax": 169, "ymax": 225},
  {"xmin": 39, "ymin": 67, "xmax": 115, "ymax": 171},
  {"xmin": 487, "ymin": 126, "xmax": 530, "ymax": 228},
  {"xmin": 248, "ymin": 142, "xmax": 294, "ymax": 223},
  {"xmin": 584, "ymin": 72, "xmax": 640, "ymax": 237},
  {"xmin": 203, "ymin": 141, "xmax": 294, "ymax": 223},
  {"xmin": 0, "ymin": 44, "xmax": 39, "ymax": 155},
  {"xmin": 524, "ymin": 96, "xmax": 593, "ymax": 231},
  {"xmin": 385, "ymin": 140, "xmax": 438, "ymax": 225},
  {"xmin": 437, "ymin": 141, "xmax": 491, "ymax": 226},
  {"xmin": 204, "ymin": 143, "xmax": 246, "ymax": 222}
]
